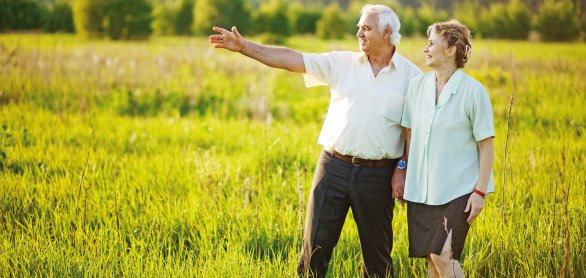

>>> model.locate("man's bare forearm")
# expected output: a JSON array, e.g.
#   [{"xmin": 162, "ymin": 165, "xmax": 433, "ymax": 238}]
[
  {"xmin": 402, "ymin": 128, "xmax": 411, "ymax": 161},
  {"xmin": 240, "ymin": 40, "xmax": 305, "ymax": 73}
]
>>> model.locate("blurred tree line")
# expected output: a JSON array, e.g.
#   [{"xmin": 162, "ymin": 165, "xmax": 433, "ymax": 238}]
[{"xmin": 0, "ymin": 0, "xmax": 583, "ymax": 41}]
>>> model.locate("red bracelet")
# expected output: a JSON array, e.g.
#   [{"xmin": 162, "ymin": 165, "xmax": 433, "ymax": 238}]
[{"xmin": 473, "ymin": 189, "xmax": 487, "ymax": 199}]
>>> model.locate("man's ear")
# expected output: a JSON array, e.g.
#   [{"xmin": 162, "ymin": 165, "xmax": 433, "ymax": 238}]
[{"xmin": 384, "ymin": 27, "xmax": 392, "ymax": 39}]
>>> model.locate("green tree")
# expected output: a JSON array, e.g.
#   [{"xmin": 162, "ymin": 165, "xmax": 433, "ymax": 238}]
[
  {"xmin": 0, "ymin": 0, "xmax": 48, "ymax": 31},
  {"xmin": 73, "ymin": 0, "xmax": 106, "ymax": 37},
  {"xmin": 399, "ymin": 7, "xmax": 417, "ymax": 37},
  {"xmin": 480, "ymin": 3, "xmax": 508, "ymax": 38},
  {"xmin": 193, "ymin": 0, "xmax": 252, "ymax": 36},
  {"xmin": 174, "ymin": 0, "xmax": 193, "ymax": 36},
  {"xmin": 417, "ymin": 3, "xmax": 448, "ymax": 36},
  {"xmin": 506, "ymin": 0, "xmax": 531, "ymax": 39},
  {"xmin": 290, "ymin": 2, "xmax": 321, "ymax": 34},
  {"xmin": 536, "ymin": 0, "xmax": 581, "ymax": 41},
  {"xmin": 316, "ymin": 3, "xmax": 346, "ymax": 39},
  {"xmin": 255, "ymin": 0, "xmax": 291, "ymax": 36},
  {"xmin": 0, "ymin": 0, "xmax": 10, "ymax": 31},
  {"xmin": 46, "ymin": 0, "xmax": 75, "ymax": 33},
  {"xmin": 452, "ymin": 0, "xmax": 482, "ymax": 37},
  {"xmin": 73, "ymin": 0, "xmax": 108, "ymax": 38},
  {"xmin": 105, "ymin": 0, "xmax": 153, "ymax": 40},
  {"xmin": 345, "ymin": 1, "xmax": 363, "ymax": 36},
  {"xmin": 152, "ymin": 3, "xmax": 175, "ymax": 36}
]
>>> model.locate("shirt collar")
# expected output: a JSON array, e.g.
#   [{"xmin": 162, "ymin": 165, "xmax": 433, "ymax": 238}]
[
  {"xmin": 442, "ymin": 69, "xmax": 463, "ymax": 95},
  {"xmin": 358, "ymin": 51, "xmax": 399, "ymax": 71},
  {"xmin": 424, "ymin": 69, "xmax": 463, "ymax": 93},
  {"xmin": 390, "ymin": 51, "xmax": 400, "ymax": 70},
  {"xmin": 424, "ymin": 69, "xmax": 464, "ymax": 107}
]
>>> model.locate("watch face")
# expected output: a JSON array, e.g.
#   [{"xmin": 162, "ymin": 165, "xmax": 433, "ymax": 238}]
[{"xmin": 397, "ymin": 160, "xmax": 407, "ymax": 169}]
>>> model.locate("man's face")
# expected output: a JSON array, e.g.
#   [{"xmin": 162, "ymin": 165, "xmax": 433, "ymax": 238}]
[{"xmin": 356, "ymin": 12, "xmax": 388, "ymax": 54}]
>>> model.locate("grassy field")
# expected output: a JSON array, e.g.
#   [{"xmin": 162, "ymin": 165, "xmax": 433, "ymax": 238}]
[{"xmin": 0, "ymin": 34, "xmax": 584, "ymax": 277}]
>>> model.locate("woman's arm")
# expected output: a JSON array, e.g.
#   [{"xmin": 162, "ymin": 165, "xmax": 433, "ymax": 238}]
[
  {"xmin": 475, "ymin": 137, "xmax": 494, "ymax": 193},
  {"xmin": 465, "ymin": 137, "xmax": 494, "ymax": 224}
]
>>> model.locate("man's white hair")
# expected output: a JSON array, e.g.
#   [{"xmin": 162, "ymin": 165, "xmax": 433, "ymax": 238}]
[{"xmin": 361, "ymin": 4, "xmax": 401, "ymax": 45}]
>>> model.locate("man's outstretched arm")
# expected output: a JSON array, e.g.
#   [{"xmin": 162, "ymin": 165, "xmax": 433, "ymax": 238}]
[{"xmin": 209, "ymin": 26, "xmax": 306, "ymax": 73}]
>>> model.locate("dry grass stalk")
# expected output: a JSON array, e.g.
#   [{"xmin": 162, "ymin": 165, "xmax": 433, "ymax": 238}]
[
  {"xmin": 78, "ymin": 150, "xmax": 90, "ymax": 199},
  {"xmin": 549, "ymin": 162, "xmax": 558, "ymax": 276},
  {"xmin": 502, "ymin": 92, "xmax": 514, "ymax": 223},
  {"xmin": 166, "ymin": 156, "xmax": 174, "ymax": 190},
  {"xmin": 297, "ymin": 166, "xmax": 303, "ymax": 233},
  {"xmin": 77, "ymin": 150, "xmax": 91, "ymax": 231},
  {"xmin": 115, "ymin": 192, "xmax": 121, "ymax": 238},
  {"xmin": 559, "ymin": 151, "xmax": 572, "ymax": 278}
]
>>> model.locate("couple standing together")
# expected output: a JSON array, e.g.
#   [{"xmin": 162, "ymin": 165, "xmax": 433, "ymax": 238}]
[{"xmin": 210, "ymin": 4, "xmax": 494, "ymax": 278}]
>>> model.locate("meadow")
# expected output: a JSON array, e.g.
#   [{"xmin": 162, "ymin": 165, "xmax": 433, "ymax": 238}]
[{"xmin": 0, "ymin": 34, "xmax": 584, "ymax": 277}]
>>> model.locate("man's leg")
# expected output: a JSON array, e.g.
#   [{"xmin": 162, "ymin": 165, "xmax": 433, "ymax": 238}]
[
  {"xmin": 350, "ymin": 165, "xmax": 395, "ymax": 277},
  {"xmin": 298, "ymin": 151, "xmax": 352, "ymax": 277}
]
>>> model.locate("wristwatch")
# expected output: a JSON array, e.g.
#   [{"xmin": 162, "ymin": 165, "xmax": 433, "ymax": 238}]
[{"xmin": 397, "ymin": 159, "xmax": 407, "ymax": 170}]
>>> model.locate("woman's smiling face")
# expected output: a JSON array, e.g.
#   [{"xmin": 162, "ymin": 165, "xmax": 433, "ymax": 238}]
[{"xmin": 424, "ymin": 31, "xmax": 450, "ymax": 68}]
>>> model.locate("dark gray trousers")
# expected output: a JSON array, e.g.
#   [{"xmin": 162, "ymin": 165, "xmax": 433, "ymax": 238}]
[{"xmin": 298, "ymin": 151, "xmax": 397, "ymax": 277}]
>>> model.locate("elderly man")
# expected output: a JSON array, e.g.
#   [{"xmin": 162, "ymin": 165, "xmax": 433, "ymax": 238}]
[{"xmin": 210, "ymin": 4, "xmax": 421, "ymax": 277}]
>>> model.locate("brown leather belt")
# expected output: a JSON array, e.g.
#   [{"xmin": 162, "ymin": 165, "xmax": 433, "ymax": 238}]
[{"xmin": 331, "ymin": 150, "xmax": 394, "ymax": 167}]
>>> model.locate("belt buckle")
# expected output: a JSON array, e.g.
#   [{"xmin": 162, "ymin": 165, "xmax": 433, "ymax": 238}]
[{"xmin": 351, "ymin": 156, "xmax": 360, "ymax": 167}]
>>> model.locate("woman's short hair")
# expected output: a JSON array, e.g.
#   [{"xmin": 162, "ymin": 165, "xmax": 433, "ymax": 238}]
[
  {"xmin": 427, "ymin": 20, "xmax": 472, "ymax": 68},
  {"xmin": 361, "ymin": 4, "xmax": 401, "ymax": 45}
]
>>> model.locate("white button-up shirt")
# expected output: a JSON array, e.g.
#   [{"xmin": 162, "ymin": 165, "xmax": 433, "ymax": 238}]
[
  {"xmin": 401, "ymin": 69, "xmax": 495, "ymax": 205},
  {"xmin": 303, "ymin": 51, "xmax": 421, "ymax": 159}
]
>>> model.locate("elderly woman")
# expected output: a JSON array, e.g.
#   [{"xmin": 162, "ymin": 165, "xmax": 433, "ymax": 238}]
[{"xmin": 399, "ymin": 20, "xmax": 494, "ymax": 277}]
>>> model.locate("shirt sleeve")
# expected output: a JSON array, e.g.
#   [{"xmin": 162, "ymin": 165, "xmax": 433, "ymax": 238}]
[
  {"xmin": 471, "ymin": 86, "xmax": 495, "ymax": 141},
  {"xmin": 410, "ymin": 65, "xmax": 423, "ymax": 82},
  {"xmin": 401, "ymin": 75, "xmax": 419, "ymax": 128},
  {"xmin": 302, "ymin": 52, "xmax": 336, "ymax": 87}
]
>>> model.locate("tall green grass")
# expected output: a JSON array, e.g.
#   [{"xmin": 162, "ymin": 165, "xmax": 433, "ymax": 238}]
[{"xmin": 0, "ymin": 34, "xmax": 584, "ymax": 277}]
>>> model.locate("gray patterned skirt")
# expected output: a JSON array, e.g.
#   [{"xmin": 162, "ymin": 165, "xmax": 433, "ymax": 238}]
[{"xmin": 407, "ymin": 193, "xmax": 472, "ymax": 260}]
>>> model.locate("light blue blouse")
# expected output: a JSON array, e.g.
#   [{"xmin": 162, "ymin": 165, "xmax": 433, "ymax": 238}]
[{"xmin": 401, "ymin": 69, "xmax": 495, "ymax": 205}]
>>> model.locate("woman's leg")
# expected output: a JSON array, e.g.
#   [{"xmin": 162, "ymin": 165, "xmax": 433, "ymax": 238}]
[
  {"xmin": 429, "ymin": 231, "xmax": 464, "ymax": 278},
  {"xmin": 426, "ymin": 255, "xmax": 440, "ymax": 278}
]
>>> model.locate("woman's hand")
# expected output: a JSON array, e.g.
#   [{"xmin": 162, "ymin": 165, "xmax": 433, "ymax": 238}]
[{"xmin": 464, "ymin": 193, "xmax": 484, "ymax": 224}]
